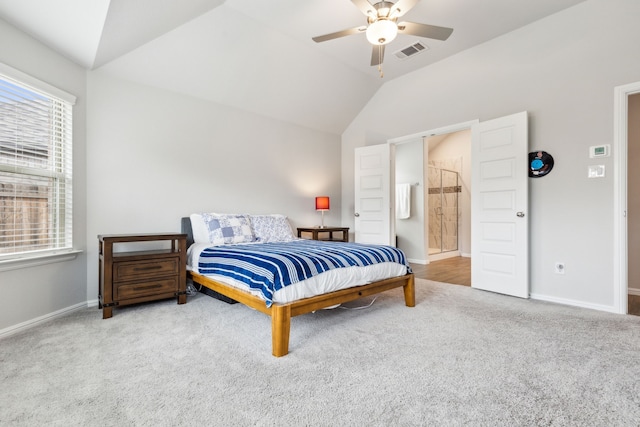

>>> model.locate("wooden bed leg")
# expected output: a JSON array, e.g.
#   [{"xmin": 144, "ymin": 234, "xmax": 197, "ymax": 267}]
[
  {"xmin": 271, "ymin": 304, "xmax": 292, "ymax": 357},
  {"xmin": 403, "ymin": 274, "xmax": 416, "ymax": 307}
]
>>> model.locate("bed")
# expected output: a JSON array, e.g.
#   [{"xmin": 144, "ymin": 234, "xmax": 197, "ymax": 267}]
[{"xmin": 182, "ymin": 213, "xmax": 415, "ymax": 357}]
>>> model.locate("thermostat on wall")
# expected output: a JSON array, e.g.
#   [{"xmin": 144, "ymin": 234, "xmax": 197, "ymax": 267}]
[{"xmin": 589, "ymin": 144, "xmax": 610, "ymax": 158}]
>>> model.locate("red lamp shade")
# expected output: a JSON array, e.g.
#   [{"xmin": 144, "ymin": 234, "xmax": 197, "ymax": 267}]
[{"xmin": 315, "ymin": 196, "xmax": 330, "ymax": 211}]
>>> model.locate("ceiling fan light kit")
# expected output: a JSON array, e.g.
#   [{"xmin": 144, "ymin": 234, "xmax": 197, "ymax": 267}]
[
  {"xmin": 312, "ymin": 0, "xmax": 454, "ymax": 76},
  {"xmin": 366, "ymin": 19, "xmax": 398, "ymax": 45}
]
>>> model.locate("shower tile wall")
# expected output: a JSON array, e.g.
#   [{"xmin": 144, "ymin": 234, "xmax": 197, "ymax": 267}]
[{"xmin": 428, "ymin": 158, "xmax": 461, "ymax": 254}]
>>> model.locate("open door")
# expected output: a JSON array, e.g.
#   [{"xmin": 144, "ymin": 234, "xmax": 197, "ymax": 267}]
[
  {"xmin": 471, "ymin": 112, "xmax": 529, "ymax": 298},
  {"xmin": 354, "ymin": 144, "xmax": 393, "ymax": 245}
]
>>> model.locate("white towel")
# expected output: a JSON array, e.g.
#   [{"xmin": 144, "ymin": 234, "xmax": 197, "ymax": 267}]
[{"xmin": 396, "ymin": 183, "xmax": 411, "ymax": 219}]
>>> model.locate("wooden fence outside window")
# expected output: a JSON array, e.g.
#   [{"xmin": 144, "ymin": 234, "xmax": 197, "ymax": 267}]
[{"xmin": 0, "ymin": 182, "xmax": 50, "ymax": 254}]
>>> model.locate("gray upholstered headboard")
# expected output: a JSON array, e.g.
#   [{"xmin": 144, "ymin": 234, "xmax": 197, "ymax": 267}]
[{"xmin": 181, "ymin": 217, "xmax": 194, "ymax": 248}]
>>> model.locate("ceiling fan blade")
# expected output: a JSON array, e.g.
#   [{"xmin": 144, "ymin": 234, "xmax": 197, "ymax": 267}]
[
  {"xmin": 370, "ymin": 45, "xmax": 386, "ymax": 66},
  {"xmin": 389, "ymin": 0, "xmax": 419, "ymax": 18},
  {"xmin": 312, "ymin": 26, "xmax": 366, "ymax": 43},
  {"xmin": 397, "ymin": 21, "xmax": 453, "ymax": 41},
  {"xmin": 351, "ymin": 0, "xmax": 377, "ymax": 17}
]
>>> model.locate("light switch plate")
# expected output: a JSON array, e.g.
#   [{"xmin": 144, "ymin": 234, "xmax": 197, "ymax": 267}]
[{"xmin": 588, "ymin": 165, "xmax": 605, "ymax": 178}]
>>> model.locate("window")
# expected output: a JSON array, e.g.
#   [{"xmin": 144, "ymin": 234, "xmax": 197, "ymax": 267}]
[{"xmin": 0, "ymin": 64, "xmax": 75, "ymax": 260}]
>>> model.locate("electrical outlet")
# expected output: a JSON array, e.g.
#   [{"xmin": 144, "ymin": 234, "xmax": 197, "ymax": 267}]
[{"xmin": 555, "ymin": 262, "xmax": 565, "ymax": 274}]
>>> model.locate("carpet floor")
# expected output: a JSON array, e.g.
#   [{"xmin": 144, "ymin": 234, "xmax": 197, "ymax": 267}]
[{"xmin": 1, "ymin": 279, "xmax": 639, "ymax": 426}]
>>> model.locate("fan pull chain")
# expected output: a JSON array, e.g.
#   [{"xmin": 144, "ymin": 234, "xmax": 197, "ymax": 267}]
[{"xmin": 378, "ymin": 45, "xmax": 384, "ymax": 78}]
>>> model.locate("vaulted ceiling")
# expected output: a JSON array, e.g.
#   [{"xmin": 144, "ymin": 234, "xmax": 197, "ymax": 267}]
[{"xmin": 0, "ymin": 0, "xmax": 587, "ymax": 134}]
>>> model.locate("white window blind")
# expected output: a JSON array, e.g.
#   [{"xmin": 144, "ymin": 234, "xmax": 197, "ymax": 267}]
[{"xmin": 0, "ymin": 64, "xmax": 75, "ymax": 259}]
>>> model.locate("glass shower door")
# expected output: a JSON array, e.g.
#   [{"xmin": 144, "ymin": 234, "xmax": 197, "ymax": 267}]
[{"xmin": 428, "ymin": 167, "xmax": 459, "ymax": 255}]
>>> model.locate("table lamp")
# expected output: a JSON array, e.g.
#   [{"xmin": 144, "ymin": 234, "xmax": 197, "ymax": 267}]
[{"xmin": 315, "ymin": 196, "xmax": 330, "ymax": 228}]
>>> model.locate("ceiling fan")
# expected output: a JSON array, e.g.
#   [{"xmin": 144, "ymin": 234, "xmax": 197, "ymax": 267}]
[{"xmin": 312, "ymin": 0, "xmax": 453, "ymax": 68}]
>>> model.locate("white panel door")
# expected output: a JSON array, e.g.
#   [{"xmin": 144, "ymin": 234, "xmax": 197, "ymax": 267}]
[
  {"xmin": 354, "ymin": 144, "xmax": 392, "ymax": 245},
  {"xmin": 471, "ymin": 112, "xmax": 529, "ymax": 298}
]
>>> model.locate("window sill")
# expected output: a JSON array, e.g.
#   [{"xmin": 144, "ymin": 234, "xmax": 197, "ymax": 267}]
[{"xmin": 0, "ymin": 250, "xmax": 82, "ymax": 273}]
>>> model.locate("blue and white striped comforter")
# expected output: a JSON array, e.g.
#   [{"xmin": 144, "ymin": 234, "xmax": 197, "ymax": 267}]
[{"xmin": 197, "ymin": 239, "xmax": 410, "ymax": 307}]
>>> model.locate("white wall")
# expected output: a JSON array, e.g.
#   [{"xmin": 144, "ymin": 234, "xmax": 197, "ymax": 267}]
[
  {"xmin": 86, "ymin": 71, "xmax": 342, "ymax": 301},
  {"xmin": 395, "ymin": 140, "xmax": 425, "ymax": 262},
  {"xmin": 342, "ymin": 0, "xmax": 640, "ymax": 311},
  {"xmin": 0, "ymin": 18, "xmax": 88, "ymax": 332}
]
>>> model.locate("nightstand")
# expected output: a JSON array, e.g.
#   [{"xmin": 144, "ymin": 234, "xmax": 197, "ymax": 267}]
[
  {"xmin": 98, "ymin": 233, "xmax": 187, "ymax": 319},
  {"xmin": 297, "ymin": 227, "xmax": 349, "ymax": 242}
]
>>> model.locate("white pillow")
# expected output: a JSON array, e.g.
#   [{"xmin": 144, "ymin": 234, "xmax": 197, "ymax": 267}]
[
  {"xmin": 250, "ymin": 214, "xmax": 296, "ymax": 243},
  {"xmin": 189, "ymin": 213, "xmax": 210, "ymax": 244},
  {"xmin": 191, "ymin": 213, "xmax": 256, "ymax": 245}
]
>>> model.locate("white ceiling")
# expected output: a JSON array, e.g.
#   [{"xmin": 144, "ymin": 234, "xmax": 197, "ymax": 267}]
[{"xmin": 0, "ymin": 0, "xmax": 587, "ymax": 134}]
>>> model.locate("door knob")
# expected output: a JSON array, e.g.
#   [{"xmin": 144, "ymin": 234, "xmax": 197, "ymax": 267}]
[
  {"xmin": 516, "ymin": 212, "xmax": 525, "ymax": 217},
  {"xmin": 354, "ymin": 213, "xmax": 360, "ymax": 217}
]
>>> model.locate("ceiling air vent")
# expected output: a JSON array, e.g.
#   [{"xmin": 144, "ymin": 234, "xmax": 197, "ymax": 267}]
[{"xmin": 394, "ymin": 41, "xmax": 429, "ymax": 60}]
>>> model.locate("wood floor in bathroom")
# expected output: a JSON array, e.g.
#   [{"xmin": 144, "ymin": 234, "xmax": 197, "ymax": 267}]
[
  {"xmin": 411, "ymin": 256, "xmax": 640, "ymax": 316},
  {"xmin": 410, "ymin": 256, "xmax": 471, "ymax": 287}
]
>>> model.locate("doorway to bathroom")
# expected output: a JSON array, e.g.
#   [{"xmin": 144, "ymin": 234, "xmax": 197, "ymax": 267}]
[
  {"xmin": 395, "ymin": 128, "xmax": 471, "ymax": 286},
  {"xmin": 424, "ymin": 130, "xmax": 471, "ymax": 263},
  {"xmin": 394, "ymin": 127, "xmax": 472, "ymax": 269}
]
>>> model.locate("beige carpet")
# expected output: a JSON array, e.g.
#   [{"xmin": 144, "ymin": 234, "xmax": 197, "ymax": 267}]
[{"xmin": 1, "ymin": 279, "xmax": 639, "ymax": 426}]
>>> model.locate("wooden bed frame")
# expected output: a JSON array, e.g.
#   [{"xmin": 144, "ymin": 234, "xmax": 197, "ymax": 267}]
[{"xmin": 182, "ymin": 218, "xmax": 415, "ymax": 357}]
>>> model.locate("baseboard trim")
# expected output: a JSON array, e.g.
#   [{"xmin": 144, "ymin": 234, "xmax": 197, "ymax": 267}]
[
  {"xmin": 429, "ymin": 251, "xmax": 460, "ymax": 262},
  {"xmin": 0, "ymin": 301, "xmax": 88, "ymax": 339},
  {"xmin": 530, "ymin": 293, "xmax": 619, "ymax": 314},
  {"xmin": 628, "ymin": 288, "xmax": 640, "ymax": 296},
  {"xmin": 408, "ymin": 253, "xmax": 470, "ymax": 265}
]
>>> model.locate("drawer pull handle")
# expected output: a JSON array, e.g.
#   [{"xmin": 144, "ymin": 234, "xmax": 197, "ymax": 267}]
[
  {"xmin": 133, "ymin": 265, "xmax": 163, "ymax": 271},
  {"xmin": 133, "ymin": 284, "xmax": 163, "ymax": 291}
]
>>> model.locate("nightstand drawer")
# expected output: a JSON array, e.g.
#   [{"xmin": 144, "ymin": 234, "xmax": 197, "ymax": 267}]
[
  {"xmin": 116, "ymin": 277, "xmax": 178, "ymax": 300},
  {"xmin": 114, "ymin": 258, "xmax": 179, "ymax": 281}
]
